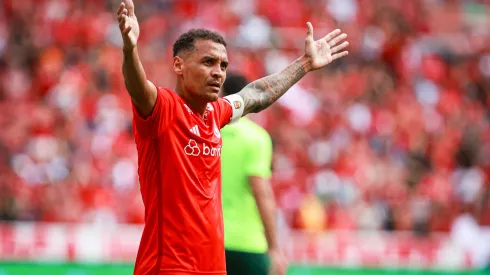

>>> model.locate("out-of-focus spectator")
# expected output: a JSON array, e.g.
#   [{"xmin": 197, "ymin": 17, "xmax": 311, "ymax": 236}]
[{"xmin": 0, "ymin": 0, "xmax": 489, "ymax": 237}]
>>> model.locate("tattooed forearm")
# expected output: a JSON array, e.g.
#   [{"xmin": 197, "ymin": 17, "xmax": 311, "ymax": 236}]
[{"xmin": 238, "ymin": 57, "xmax": 310, "ymax": 115}]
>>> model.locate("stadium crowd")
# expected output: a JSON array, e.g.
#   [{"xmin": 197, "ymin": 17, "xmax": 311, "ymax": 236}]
[{"xmin": 1, "ymin": 0, "xmax": 490, "ymax": 235}]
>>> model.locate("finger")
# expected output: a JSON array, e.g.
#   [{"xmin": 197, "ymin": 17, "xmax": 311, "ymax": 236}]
[
  {"xmin": 332, "ymin": 51, "xmax": 349, "ymax": 60},
  {"xmin": 306, "ymin": 22, "xmax": 314, "ymax": 42},
  {"xmin": 119, "ymin": 16, "xmax": 128, "ymax": 30},
  {"xmin": 123, "ymin": 25, "xmax": 132, "ymax": 35},
  {"xmin": 117, "ymin": 11, "xmax": 128, "ymax": 22},
  {"xmin": 328, "ymin": 33, "xmax": 347, "ymax": 47},
  {"xmin": 126, "ymin": 0, "xmax": 135, "ymax": 16},
  {"xmin": 118, "ymin": 14, "xmax": 126, "ymax": 25},
  {"xmin": 330, "ymin": 41, "xmax": 349, "ymax": 53},
  {"xmin": 117, "ymin": 2, "xmax": 125, "ymax": 16},
  {"xmin": 323, "ymin": 29, "xmax": 341, "ymax": 42}
]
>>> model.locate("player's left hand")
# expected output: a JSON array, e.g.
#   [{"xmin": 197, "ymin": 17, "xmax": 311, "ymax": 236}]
[{"xmin": 304, "ymin": 22, "xmax": 349, "ymax": 71}]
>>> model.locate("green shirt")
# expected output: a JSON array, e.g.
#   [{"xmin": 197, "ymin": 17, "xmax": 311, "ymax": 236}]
[{"xmin": 221, "ymin": 117, "xmax": 273, "ymax": 253}]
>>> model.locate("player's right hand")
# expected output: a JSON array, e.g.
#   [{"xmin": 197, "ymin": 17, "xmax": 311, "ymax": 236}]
[
  {"xmin": 117, "ymin": 0, "xmax": 140, "ymax": 51},
  {"xmin": 269, "ymin": 249, "xmax": 288, "ymax": 275}
]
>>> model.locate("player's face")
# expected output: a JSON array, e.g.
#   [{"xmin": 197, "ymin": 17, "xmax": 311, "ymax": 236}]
[{"xmin": 181, "ymin": 40, "xmax": 229, "ymax": 102}]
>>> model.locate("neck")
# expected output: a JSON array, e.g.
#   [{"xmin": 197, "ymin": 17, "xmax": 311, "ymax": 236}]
[{"xmin": 175, "ymin": 81, "xmax": 207, "ymax": 116}]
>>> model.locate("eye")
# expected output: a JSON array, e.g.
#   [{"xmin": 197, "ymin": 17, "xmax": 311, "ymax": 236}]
[{"xmin": 203, "ymin": 60, "xmax": 212, "ymax": 66}]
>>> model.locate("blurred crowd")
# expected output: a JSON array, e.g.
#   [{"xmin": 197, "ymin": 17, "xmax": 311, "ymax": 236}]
[{"xmin": 1, "ymin": 0, "xmax": 490, "ymax": 235}]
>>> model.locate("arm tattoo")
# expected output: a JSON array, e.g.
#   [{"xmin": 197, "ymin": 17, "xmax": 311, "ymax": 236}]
[{"xmin": 238, "ymin": 59, "xmax": 308, "ymax": 115}]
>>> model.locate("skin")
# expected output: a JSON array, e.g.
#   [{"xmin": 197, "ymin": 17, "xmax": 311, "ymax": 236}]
[
  {"xmin": 117, "ymin": 0, "xmax": 348, "ymax": 118},
  {"xmin": 238, "ymin": 25, "xmax": 349, "ymax": 116},
  {"xmin": 117, "ymin": 0, "xmax": 349, "ymax": 273},
  {"xmin": 173, "ymin": 40, "xmax": 229, "ymax": 115},
  {"xmin": 249, "ymin": 176, "xmax": 287, "ymax": 275}
]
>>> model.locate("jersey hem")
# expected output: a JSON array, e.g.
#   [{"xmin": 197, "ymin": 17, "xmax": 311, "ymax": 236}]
[
  {"xmin": 225, "ymin": 246, "xmax": 268, "ymax": 254},
  {"xmin": 159, "ymin": 269, "xmax": 226, "ymax": 274}
]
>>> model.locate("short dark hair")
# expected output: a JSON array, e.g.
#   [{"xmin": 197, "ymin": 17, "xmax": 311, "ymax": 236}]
[
  {"xmin": 173, "ymin": 29, "xmax": 227, "ymax": 57},
  {"xmin": 222, "ymin": 72, "xmax": 248, "ymax": 97}
]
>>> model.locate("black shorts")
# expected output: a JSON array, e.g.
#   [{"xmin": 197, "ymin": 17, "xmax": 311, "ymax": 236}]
[{"xmin": 225, "ymin": 249, "xmax": 270, "ymax": 275}]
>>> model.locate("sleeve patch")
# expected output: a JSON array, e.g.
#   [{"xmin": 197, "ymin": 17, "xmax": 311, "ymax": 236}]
[{"xmin": 224, "ymin": 94, "xmax": 245, "ymax": 124}]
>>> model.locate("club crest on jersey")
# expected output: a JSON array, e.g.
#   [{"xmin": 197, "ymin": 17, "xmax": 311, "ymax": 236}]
[
  {"xmin": 233, "ymin": 101, "xmax": 241, "ymax": 109},
  {"xmin": 213, "ymin": 125, "xmax": 221, "ymax": 138}
]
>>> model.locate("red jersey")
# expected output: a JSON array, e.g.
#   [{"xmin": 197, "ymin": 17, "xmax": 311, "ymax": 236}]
[{"xmin": 131, "ymin": 86, "xmax": 244, "ymax": 275}]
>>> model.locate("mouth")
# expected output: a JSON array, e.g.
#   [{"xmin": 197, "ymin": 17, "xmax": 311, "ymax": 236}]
[{"xmin": 207, "ymin": 82, "xmax": 221, "ymax": 92}]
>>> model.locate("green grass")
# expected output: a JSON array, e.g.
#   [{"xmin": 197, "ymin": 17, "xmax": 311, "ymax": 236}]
[
  {"xmin": 286, "ymin": 265, "xmax": 488, "ymax": 275},
  {"xmin": 0, "ymin": 262, "xmax": 487, "ymax": 275},
  {"xmin": 0, "ymin": 262, "xmax": 131, "ymax": 275}
]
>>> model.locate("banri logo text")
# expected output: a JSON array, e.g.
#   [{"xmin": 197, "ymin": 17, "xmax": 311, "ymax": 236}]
[{"xmin": 184, "ymin": 139, "xmax": 221, "ymax": 157}]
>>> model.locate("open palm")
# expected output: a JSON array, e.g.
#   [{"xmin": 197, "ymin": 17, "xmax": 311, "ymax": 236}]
[
  {"xmin": 117, "ymin": 0, "xmax": 140, "ymax": 50},
  {"xmin": 304, "ymin": 22, "xmax": 349, "ymax": 70}
]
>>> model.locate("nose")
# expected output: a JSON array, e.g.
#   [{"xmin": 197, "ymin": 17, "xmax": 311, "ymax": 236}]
[{"xmin": 211, "ymin": 65, "xmax": 225, "ymax": 80}]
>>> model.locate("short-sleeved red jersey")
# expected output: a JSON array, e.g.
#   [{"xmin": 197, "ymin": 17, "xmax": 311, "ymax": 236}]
[{"xmin": 131, "ymin": 86, "xmax": 242, "ymax": 275}]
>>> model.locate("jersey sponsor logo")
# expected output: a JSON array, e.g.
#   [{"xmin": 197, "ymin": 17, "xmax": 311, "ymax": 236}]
[
  {"xmin": 190, "ymin": 125, "xmax": 200, "ymax": 136},
  {"xmin": 184, "ymin": 139, "xmax": 221, "ymax": 157},
  {"xmin": 233, "ymin": 101, "xmax": 241, "ymax": 109},
  {"xmin": 184, "ymin": 139, "xmax": 200, "ymax": 156}
]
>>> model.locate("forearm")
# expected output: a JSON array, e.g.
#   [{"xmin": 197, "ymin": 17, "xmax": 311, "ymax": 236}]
[
  {"xmin": 251, "ymin": 177, "xmax": 279, "ymax": 251},
  {"xmin": 122, "ymin": 47, "xmax": 151, "ymax": 104},
  {"xmin": 257, "ymin": 191, "xmax": 278, "ymax": 250},
  {"xmin": 238, "ymin": 55, "xmax": 311, "ymax": 115}
]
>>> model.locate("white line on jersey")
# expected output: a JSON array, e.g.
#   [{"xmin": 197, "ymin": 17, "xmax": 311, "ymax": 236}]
[
  {"xmin": 190, "ymin": 125, "xmax": 200, "ymax": 137},
  {"xmin": 213, "ymin": 123, "xmax": 221, "ymax": 138}
]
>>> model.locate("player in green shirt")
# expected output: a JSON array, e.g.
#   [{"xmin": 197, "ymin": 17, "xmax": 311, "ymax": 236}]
[{"xmin": 220, "ymin": 73, "xmax": 287, "ymax": 275}]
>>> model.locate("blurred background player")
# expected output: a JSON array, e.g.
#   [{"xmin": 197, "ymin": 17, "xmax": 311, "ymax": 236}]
[{"xmin": 221, "ymin": 73, "xmax": 287, "ymax": 275}]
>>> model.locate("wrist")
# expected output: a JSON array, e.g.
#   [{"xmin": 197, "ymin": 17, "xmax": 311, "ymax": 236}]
[
  {"xmin": 268, "ymin": 247, "xmax": 284, "ymax": 258},
  {"xmin": 297, "ymin": 55, "xmax": 313, "ymax": 73},
  {"xmin": 268, "ymin": 246, "xmax": 280, "ymax": 253},
  {"xmin": 123, "ymin": 45, "xmax": 137, "ymax": 54}
]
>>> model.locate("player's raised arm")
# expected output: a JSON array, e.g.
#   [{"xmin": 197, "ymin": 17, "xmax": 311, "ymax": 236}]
[
  {"xmin": 117, "ymin": 0, "xmax": 157, "ymax": 118},
  {"xmin": 237, "ymin": 22, "xmax": 349, "ymax": 115}
]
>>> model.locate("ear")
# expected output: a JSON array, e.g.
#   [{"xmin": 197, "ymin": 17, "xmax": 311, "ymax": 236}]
[{"xmin": 173, "ymin": 56, "xmax": 184, "ymax": 75}]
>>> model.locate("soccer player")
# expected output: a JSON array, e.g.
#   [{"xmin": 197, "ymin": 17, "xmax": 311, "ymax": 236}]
[
  {"xmin": 116, "ymin": 0, "xmax": 349, "ymax": 274},
  {"xmin": 221, "ymin": 73, "xmax": 287, "ymax": 275}
]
